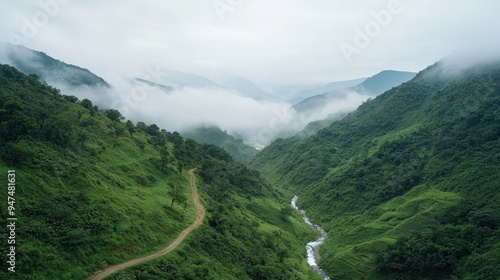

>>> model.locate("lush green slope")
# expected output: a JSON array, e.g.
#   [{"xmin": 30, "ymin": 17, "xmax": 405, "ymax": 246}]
[
  {"xmin": 0, "ymin": 64, "xmax": 320, "ymax": 280},
  {"xmin": 182, "ymin": 125, "xmax": 258, "ymax": 163},
  {"xmin": 251, "ymin": 59, "xmax": 500, "ymax": 279}
]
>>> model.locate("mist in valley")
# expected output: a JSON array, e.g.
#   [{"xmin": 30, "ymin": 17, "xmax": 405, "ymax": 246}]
[{"xmin": 2, "ymin": 1, "xmax": 500, "ymax": 148}]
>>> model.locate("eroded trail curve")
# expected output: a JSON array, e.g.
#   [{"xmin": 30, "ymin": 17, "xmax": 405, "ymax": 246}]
[{"xmin": 88, "ymin": 168, "xmax": 205, "ymax": 280}]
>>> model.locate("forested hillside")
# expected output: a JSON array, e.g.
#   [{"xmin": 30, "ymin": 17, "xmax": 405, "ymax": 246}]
[
  {"xmin": 0, "ymin": 64, "xmax": 320, "ymax": 280},
  {"xmin": 251, "ymin": 59, "xmax": 500, "ymax": 279},
  {"xmin": 182, "ymin": 125, "xmax": 258, "ymax": 163}
]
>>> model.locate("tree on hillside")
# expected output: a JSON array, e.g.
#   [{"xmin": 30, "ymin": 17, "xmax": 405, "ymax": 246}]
[
  {"xmin": 77, "ymin": 131, "xmax": 88, "ymax": 147},
  {"xmin": 28, "ymin": 73, "xmax": 40, "ymax": 80},
  {"xmin": 159, "ymin": 148, "xmax": 172, "ymax": 171},
  {"xmin": 145, "ymin": 124, "xmax": 160, "ymax": 136},
  {"xmin": 62, "ymin": 95, "xmax": 78, "ymax": 103},
  {"xmin": 280, "ymin": 206, "xmax": 293, "ymax": 221},
  {"xmin": 104, "ymin": 109, "xmax": 124, "ymax": 122},
  {"xmin": 152, "ymin": 136, "xmax": 166, "ymax": 147},
  {"xmin": 168, "ymin": 184, "xmax": 187, "ymax": 208},
  {"xmin": 136, "ymin": 121, "xmax": 147, "ymax": 131},
  {"xmin": 125, "ymin": 120, "xmax": 136, "ymax": 137},
  {"xmin": 3, "ymin": 111, "xmax": 36, "ymax": 141},
  {"xmin": 80, "ymin": 99, "xmax": 94, "ymax": 112}
]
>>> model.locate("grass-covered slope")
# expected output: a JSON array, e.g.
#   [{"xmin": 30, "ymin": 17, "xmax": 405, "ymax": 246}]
[
  {"xmin": 0, "ymin": 64, "xmax": 320, "ymax": 279},
  {"xmin": 251, "ymin": 59, "xmax": 500, "ymax": 279}
]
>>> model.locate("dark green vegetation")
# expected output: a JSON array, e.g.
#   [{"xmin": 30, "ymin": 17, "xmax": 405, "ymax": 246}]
[
  {"xmin": 0, "ymin": 64, "xmax": 319, "ymax": 279},
  {"xmin": 182, "ymin": 125, "xmax": 258, "ymax": 163},
  {"xmin": 252, "ymin": 59, "xmax": 500, "ymax": 279},
  {"xmin": 0, "ymin": 42, "xmax": 110, "ymax": 88}
]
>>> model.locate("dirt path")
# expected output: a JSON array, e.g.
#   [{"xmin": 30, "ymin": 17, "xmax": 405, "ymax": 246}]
[{"xmin": 88, "ymin": 168, "xmax": 205, "ymax": 280}]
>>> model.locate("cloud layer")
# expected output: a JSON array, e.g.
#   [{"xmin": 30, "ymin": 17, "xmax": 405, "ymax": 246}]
[
  {"xmin": 2, "ymin": 0, "xmax": 500, "ymax": 89},
  {"xmin": 2, "ymin": 1, "xmax": 500, "ymax": 147}
]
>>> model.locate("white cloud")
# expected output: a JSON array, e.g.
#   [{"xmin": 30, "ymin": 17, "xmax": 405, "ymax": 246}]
[
  {"xmin": 2, "ymin": 0, "xmax": 500, "ymax": 87},
  {"xmin": 2, "ymin": 0, "xmax": 500, "ymax": 146},
  {"xmin": 71, "ymin": 76, "xmax": 296, "ymax": 146}
]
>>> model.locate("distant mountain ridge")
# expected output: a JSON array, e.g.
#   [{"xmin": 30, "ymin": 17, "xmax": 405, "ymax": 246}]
[
  {"xmin": 0, "ymin": 43, "xmax": 278, "ymax": 104},
  {"xmin": 206, "ymin": 72, "xmax": 280, "ymax": 101},
  {"xmin": 136, "ymin": 69, "xmax": 279, "ymax": 101},
  {"xmin": 289, "ymin": 77, "xmax": 367, "ymax": 104},
  {"xmin": 350, "ymin": 70, "xmax": 417, "ymax": 95},
  {"xmin": 157, "ymin": 70, "xmax": 221, "ymax": 88},
  {"xmin": 134, "ymin": 78, "xmax": 174, "ymax": 93},
  {"xmin": 293, "ymin": 70, "xmax": 416, "ymax": 114},
  {"xmin": 0, "ymin": 42, "xmax": 110, "ymax": 89}
]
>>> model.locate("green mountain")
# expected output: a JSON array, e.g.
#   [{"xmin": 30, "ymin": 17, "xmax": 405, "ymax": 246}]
[
  {"xmin": 350, "ymin": 70, "xmax": 417, "ymax": 96},
  {"xmin": 182, "ymin": 125, "xmax": 258, "ymax": 163},
  {"xmin": 0, "ymin": 64, "xmax": 321, "ymax": 280},
  {"xmin": 0, "ymin": 43, "xmax": 110, "ymax": 89},
  {"xmin": 251, "ymin": 59, "xmax": 500, "ymax": 279},
  {"xmin": 289, "ymin": 77, "xmax": 367, "ymax": 105},
  {"xmin": 293, "ymin": 70, "xmax": 416, "ymax": 115}
]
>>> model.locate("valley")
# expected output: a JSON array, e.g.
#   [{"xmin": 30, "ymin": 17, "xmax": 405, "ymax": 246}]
[
  {"xmin": 1, "ymin": 53, "xmax": 499, "ymax": 279},
  {"xmin": 251, "ymin": 59, "xmax": 500, "ymax": 279},
  {"xmin": 0, "ymin": 64, "xmax": 322, "ymax": 279},
  {"xmin": 2, "ymin": 0, "xmax": 500, "ymax": 279}
]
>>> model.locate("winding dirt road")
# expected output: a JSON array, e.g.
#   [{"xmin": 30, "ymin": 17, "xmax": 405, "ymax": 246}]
[{"xmin": 88, "ymin": 168, "xmax": 205, "ymax": 280}]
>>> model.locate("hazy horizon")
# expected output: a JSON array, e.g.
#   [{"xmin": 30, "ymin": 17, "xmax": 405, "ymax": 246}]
[
  {"xmin": 2, "ymin": 1, "xmax": 500, "ymax": 147},
  {"xmin": 2, "ymin": 1, "xmax": 500, "ymax": 90}
]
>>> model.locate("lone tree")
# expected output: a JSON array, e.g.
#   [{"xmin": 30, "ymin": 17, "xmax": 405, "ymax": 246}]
[
  {"xmin": 80, "ymin": 98, "xmax": 93, "ymax": 110},
  {"xmin": 104, "ymin": 109, "xmax": 124, "ymax": 122},
  {"xmin": 125, "ymin": 120, "xmax": 136, "ymax": 137},
  {"xmin": 168, "ymin": 184, "xmax": 187, "ymax": 208},
  {"xmin": 159, "ymin": 148, "xmax": 171, "ymax": 171}
]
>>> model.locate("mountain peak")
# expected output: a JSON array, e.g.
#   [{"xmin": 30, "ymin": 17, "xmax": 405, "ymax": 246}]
[{"xmin": 0, "ymin": 42, "xmax": 110, "ymax": 89}]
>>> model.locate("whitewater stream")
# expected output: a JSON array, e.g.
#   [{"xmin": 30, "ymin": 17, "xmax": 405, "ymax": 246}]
[{"xmin": 291, "ymin": 196, "xmax": 331, "ymax": 280}]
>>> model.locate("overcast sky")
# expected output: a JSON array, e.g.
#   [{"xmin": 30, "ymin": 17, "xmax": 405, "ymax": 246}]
[{"xmin": 2, "ymin": 0, "xmax": 500, "ymax": 91}]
